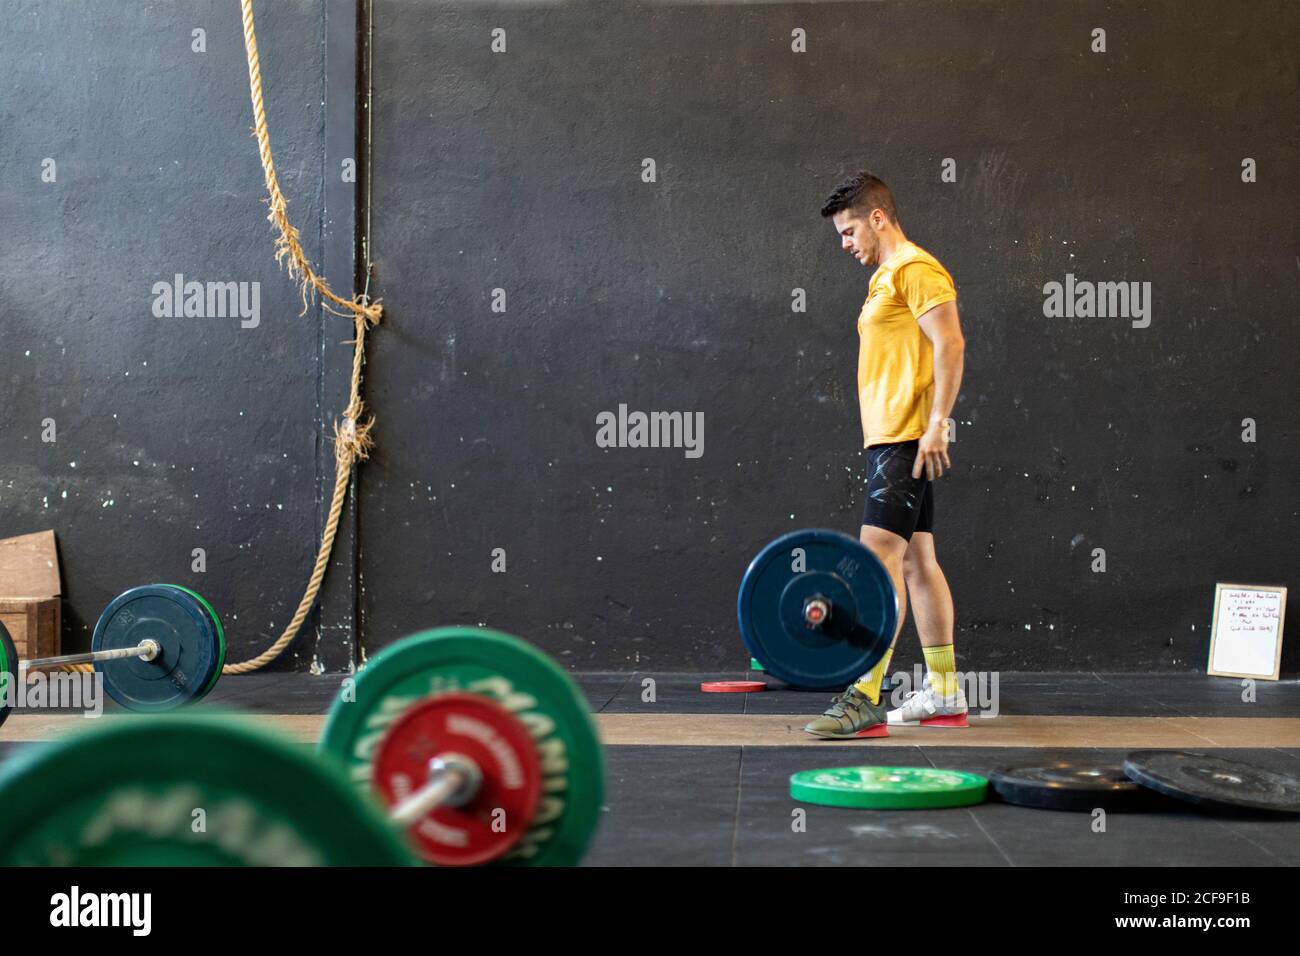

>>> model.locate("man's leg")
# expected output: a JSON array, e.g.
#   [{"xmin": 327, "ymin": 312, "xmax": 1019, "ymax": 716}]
[
  {"xmin": 803, "ymin": 441, "xmax": 927, "ymax": 738},
  {"xmin": 903, "ymin": 532, "xmax": 954, "ymax": 648},
  {"xmin": 851, "ymin": 524, "xmax": 909, "ymax": 704},
  {"xmin": 895, "ymin": 530, "xmax": 967, "ymax": 722},
  {"xmin": 904, "ymin": 531, "xmax": 957, "ymax": 694}
]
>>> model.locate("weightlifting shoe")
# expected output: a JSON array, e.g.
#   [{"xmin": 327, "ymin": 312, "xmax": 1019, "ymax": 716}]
[
  {"xmin": 803, "ymin": 685, "xmax": 890, "ymax": 739},
  {"xmin": 886, "ymin": 676, "xmax": 969, "ymax": 728}
]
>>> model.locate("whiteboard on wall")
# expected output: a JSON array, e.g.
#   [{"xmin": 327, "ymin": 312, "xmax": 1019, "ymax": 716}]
[{"xmin": 1207, "ymin": 584, "xmax": 1287, "ymax": 680}]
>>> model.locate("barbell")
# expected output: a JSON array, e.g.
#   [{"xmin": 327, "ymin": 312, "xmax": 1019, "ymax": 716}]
[
  {"xmin": 738, "ymin": 528, "xmax": 898, "ymax": 689},
  {"xmin": 318, "ymin": 627, "xmax": 604, "ymax": 867},
  {"xmin": 0, "ymin": 584, "xmax": 225, "ymax": 725},
  {"xmin": 0, "ymin": 626, "xmax": 605, "ymax": 867}
]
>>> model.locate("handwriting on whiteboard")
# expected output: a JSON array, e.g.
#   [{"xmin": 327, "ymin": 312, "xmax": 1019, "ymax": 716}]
[{"xmin": 1220, "ymin": 589, "xmax": 1282, "ymax": 635}]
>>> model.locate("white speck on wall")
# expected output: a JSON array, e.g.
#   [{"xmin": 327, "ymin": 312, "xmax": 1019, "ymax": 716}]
[
  {"xmin": 69, "ymin": 462, "xmax": 77, "ymax": 468},
  {"xmin": 61, "ymin": 491, "xmax": 67, "ymax": 499},
  {"xmin": 1024, "ymin": 624, "xmax": 1032, "ymax": 630},
  {"xmin": 42, "ymin": 496, "xmax": 48, "ymax": 508},
  {"xmin": 24, "ymin": 350, "xmax": 30, "ymax": 357},
  {"xmin": 133, "ymin": 461, "xmax": 139, "ymax": 467},
  {"xmin": 596, "ymin": 556, "xmax": 602, "ymax": 562},
  {"xmin": 606, "ymin": 486, "xmax": 613, "ymax": 492}
]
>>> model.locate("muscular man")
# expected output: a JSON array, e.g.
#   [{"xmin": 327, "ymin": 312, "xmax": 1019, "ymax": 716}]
[{"xmin": 804, "ymin": 170, "xmax": 969, "ymax": 739}]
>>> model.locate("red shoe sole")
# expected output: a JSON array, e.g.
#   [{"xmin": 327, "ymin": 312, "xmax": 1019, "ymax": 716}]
[
  {"xmin": 854, "ymin": 724, "xmax": 890, "ymax": 738},
  {"xmin": 919, "ymin": 713, "xmax": 969, "ymax": 728}
]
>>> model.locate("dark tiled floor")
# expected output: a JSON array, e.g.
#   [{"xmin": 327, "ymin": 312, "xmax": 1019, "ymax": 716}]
[
  {"xmin": 584, "ymin": 745, "xmax": 1300, "ymax": 867},
  {"xmin": 4, "ymin": 670, "xmax": 1299, "ymax": 866}
]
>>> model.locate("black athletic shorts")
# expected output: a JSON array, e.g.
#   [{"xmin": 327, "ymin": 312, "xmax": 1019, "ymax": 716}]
[{"xmin": 861, "ymin": 439, "xmax": 934, "ymax": 541}]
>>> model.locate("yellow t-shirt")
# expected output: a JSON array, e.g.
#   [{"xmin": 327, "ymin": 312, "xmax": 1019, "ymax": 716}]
[{"xmin": 856, "ymin": 241, "xmax": 957, "ymax": 447}]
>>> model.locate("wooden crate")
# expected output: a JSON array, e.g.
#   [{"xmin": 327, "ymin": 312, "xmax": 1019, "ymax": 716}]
[{"xmin": 0, "ymin": 597, "xmax": 60, "ymax": 659}]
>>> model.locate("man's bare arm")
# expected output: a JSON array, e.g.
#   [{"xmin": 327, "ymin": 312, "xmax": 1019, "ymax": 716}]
[{"xmin": 914, "ymin": 301, "xmax": 965, "ymax": 479}]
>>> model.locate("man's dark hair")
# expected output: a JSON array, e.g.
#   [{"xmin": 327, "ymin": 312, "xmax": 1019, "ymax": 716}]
[{"xmin": 819, "ymin": 170, "xmax": 899, "ymax": 224}]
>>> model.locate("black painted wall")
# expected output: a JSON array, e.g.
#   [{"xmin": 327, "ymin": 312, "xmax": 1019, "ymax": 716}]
[
  {"xmin": 360, "ymin": 0, "xmax": 1298, "ymax": 671},
  {"xmin": 0, "ymin": 0, "xmax": 355, "ymax": 669},
  {"xmin": 2, "ymin": 1, "xmax": 1296, "ymax": 673}
]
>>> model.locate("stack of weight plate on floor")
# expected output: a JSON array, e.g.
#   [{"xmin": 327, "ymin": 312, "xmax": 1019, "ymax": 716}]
[
  {"xmin": 988, "ymin": 762, "xmax": 1155, "ymax": 811},
  {"xmin": 790, "ymin": 767, "xmax": 990, "ymax": 809},
  {"xmin": 790, "ymin": 754, "xmax": 1300, "ymax": 816},
  {"xmin": 992, "ymin": 754, "xmax": 1300, "ymax": 815}
]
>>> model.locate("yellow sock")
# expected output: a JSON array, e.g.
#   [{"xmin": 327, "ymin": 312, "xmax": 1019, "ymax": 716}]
[
  {"xmin": 923, "ymin": 643, "xmax": 958, "ymax": 697},
  {"xmin": 853, "ymin": 648, "xmax": 894, "ymax": 705}
]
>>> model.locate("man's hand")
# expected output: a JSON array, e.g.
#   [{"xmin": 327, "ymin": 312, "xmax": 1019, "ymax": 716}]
[{"xmin": 912, "ymin": 420, "xmax": 952, "ymax": 480}]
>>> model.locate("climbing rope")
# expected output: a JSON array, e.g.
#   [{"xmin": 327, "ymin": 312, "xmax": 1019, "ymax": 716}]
[
  {"xmin": 54, "ymin": 0, "xmax": 378, "ymax": 677},
  {"xmin": 224, "ymin": 0, "xmax": 380, "ymax": 673}
]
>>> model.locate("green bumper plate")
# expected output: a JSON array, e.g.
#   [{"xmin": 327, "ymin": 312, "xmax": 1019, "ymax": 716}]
[
  {"xmin": 790, "ymin": 766, "xmax": 988, "ymax": 809},
  {"xmin": 0, "ymin": 714, "xmax": 413, "ymax": 866},
  {"xmin": 0, "ymin": 620, "xmax": 16, "ymax": 730},
  {"xmin": 319, "ymin": 627, "xmax": 604, "ymax": 866},
  {"xmin": 163, "ymin": 584, "xmax": 227, "ymax": 699}
]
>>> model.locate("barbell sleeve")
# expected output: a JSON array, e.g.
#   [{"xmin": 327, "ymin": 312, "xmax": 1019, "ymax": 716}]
[
  {"xmin": 23, "ymin": 639, "xmax": 160, "ymax": 670},
  {"xmin": 389, "ymin": 754, "xmax": 483, "ymax": 827}
]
